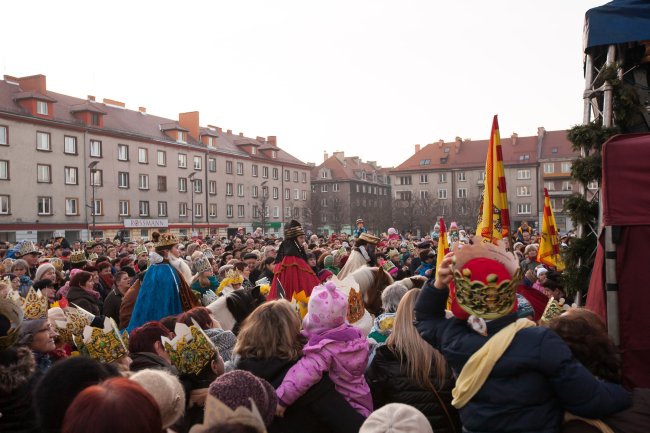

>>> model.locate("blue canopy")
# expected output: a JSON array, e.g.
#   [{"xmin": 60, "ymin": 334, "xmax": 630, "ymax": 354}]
[{"xmin": 584, "ymin": 0, "xmax": 650, "ymax": 52}]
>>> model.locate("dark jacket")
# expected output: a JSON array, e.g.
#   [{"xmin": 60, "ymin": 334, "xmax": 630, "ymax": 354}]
[
  {"xmin": 102, "ymin": 288, "xmax": 123, "ymax": 328},
  {"xmin": 414, "ymin": 279, "xmax": 632, "ymax": 433},
  {"xmin": 130, "ymin": 352, "xmax": 178, "ymax": 374},
  {"xmin": 366, "ymin": 345, "xmax": 461, "ymax": 433},
  {"xmin": 237, "ymin": 356, "xmax": 365, "ymax": 433},
  {"xmin": 66, "ymin": 286, "xmax": 101, "ymax": 316}
]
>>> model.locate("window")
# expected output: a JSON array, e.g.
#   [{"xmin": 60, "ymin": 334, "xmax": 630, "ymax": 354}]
[
  {"xmin": 273, "ymin": 206, "xmax": 280, "ymax": 218},
  {"xmin": 517, "ymin": 186, "xmax": 531, "ymax": 196},
  {"xmin": 252, "ymin": 165, "xmax": 258, "ymax": 177},
  {"xmin": 37, "ymin": 164, "xmax": 51, "ymax": 183},
  {"xmin": 118, "ymin": 172, "xmax": 129, "ymax": 188},
  {"xmin": 178, "ymin": 153, "xmax": 187, "ymax": 168},
  {"xmin": 226, "ymin": 161, "xmax": 233, "ymax": 174},
  {"xmin": 253, "ymin": 205, "xmax": 260, "ymax": 218},
  {"xmin": 562, "ymin": 181, "xmax": 573, "ymax": 191},
  {"xmin": 89, "ymin": 140, "xmax": 102, "ymax": 157},
  {"xmin": 36, "ymin": 101, "xmax": 48, "ymax": 115},
  {"xmin": 237, "ymin": 184, "xmax": 244, "ymax": 197},
  {"xmin": 587, "ymin": 181, "xmax": 598, "ymax": 190},
  {"xmin": 561, "ymin": 162, "xmax": 572, "ymax": 173},
  {"xmin": 271, "ymin": 150, "xmax": 277, "ymax": 159},
  {"xmin": 206, "ymin": 136, "xmax": 215, "ymax": 148},
  {"xmin": 194, "ymin": 203, "xmax": 202, "ymax": 217},
  {"xmin": 420, "ymin": 190, "xmax": 429, "ymax": 199},
  {"xmin": 397, "ymin": 191, "xmax": 412, "ymax": 201},
  {"xmin": 119, "ymin": 200, "xmax": 130, "ymax": 216},
  {"xmin": 294, "ymin": 207, "xmax": 299, "ymax": 218},
  {"xmin": 284, "ymin": 170, "xmax": 290, "ymax": 181},
  {"xmin": 157, "ymin": 150, "xmax": 166, "ymax": 166},
  {"xmin": 517, "ymin": 203, "xmax": 532, "ymax": 215},
  {"xmin": 398, "ymin": 176, "xmax": 412, "ymax": 185},
  {"xmin": 138, "ymin": 174, "xmax": 149, "ymax": 190},
  {"xmin": 263, "ymin": 166, "xmax": 269, "ymax": 178},
  {"xmin": 64, "ymin": 136, "xmax": 77, "ymax": 154},
  {"xmin": 439, "ymin": 173, "xmax": 447, "ymax": 183},
  {"xmin": 0, "ymin": 126, "xmax": 7, "ymax": 145},
  {"xmin": 321, "ymin": 171, "xmax": 328, "ymax": 179},
  {"xmin": 293, "ymin": 171, "xmax": 298, "ymax": 182},
  {"xmin": 284, "ymin": 206, "xmax": 292, "ymax": 218},
  {"xmin": 178, "ymin": 177, "xmax": 187, "ymax": 192},
  {"xmin": 138, "ymin": 147, "xmax": 148, "ymax": 164},
  {"xmin": 37, "ymin": 132, "xmax": 51, "ymax": 151},
  {"xmin": 64, "ymin": 167, "xmax": 78, "ymax": 185},
  {"xmin": 179, "ymin": 202, "xmax": 188, "ymax": 217},
  {"xmin": 226, "ymin": 204, "xmax": 234, "ymax": 218},
  {"xmin": 90, "ymin": 112, "xmax": 100, "ymax": 126},
  {"xmin": 517, "ymin": 169, "xmax": 531, "ymax": 180},
  {"xmin": 544, "ymin": 181, "xmax": 555, "ymax": 191},
  {"xmin": 236, "ymin": 162, "xmax": 244, "ymax": 175},
  {"xmin": 458, "ymin": 171, "xmax": 466, "ymax": 181},
  {"xmin": 158, "ymin": 201, "xmax": 167, "ymax": 217},
  {"xmin": 65, "ymin": 198, "xmax": 78, "ymax": 215},
  {"xmin": 333, "ymin": 183, "xmax": 339, "ymax": 192},
  {"xmin": 262, "ymin": 186, "xmax": 269, "ymax": 198},
  {"xmin": 209, "ymin": 203, "xmax": 217, "ymax": 217},
  {"xmin": 37, "ymin": 197, "xmax": 52, "ymax": 215},
  {"xmin": 193, "ymin": 179, "xmax": 202, "ymax": 193},
  {"xmin": 209, "ymin": 180, "xmax": 217, "ymax": 195},
  {"xmin": 208, "ymin": 158, "xmax": 216, "ymax": 172},
  {"xmin": 420, "ymin": 174, "xmax": 428, "ymax": 184},
  {"xmin": 285, "ymin": 188, "xmax": 290, "ymax": 200},
  {"xmin": 252, "ymin": 186, "xmax": 259, "ymax": 198},
  {"xmin": 139, "ymin": 201, "xmax": 150, "ymax": 216},
  {"xmin": 0, "ymin": 195, "xmax": 9, "ymax": 214},
  {"xmin": 272, "ymin": 168, "xmax": 279, "ymax": 180},
  {"xmin": 237, "ymin": 205, "xmax": 245, "ymax": 217},
  {"xmin": 177, "ymin": 131, "xmax": 186, "ymax": 143},
  {"xmin": 552, "ymin": 147, "xmax": 558, "ymax": 154},
  {"xmin": 194, "ymin": 156, "xmax": 202, "ymax": 170},
  {"xmin": 543, "ymin": 163, "xmax": 554, "ymax": 174},
  {"xmin": 438, "ymin": 189, "xmax": 448, "ymax": 199},
  {"xmin": 302, "ymin": 190, "xmax": 307, "ymax": 201},
  {"xmin": 90, "ymin": 169, "xmax": 103, "ymax": 187},
  {"xmin": 293, "ymin": 189, "xmax": 299, "ymax": 200},
  {"xmin": 457, "ymin": 188, "xmax": 467, "ymax": 198},
  {"xmin": 92, "ymin": 199, "xmax": 103, "ymax": 216},
  {"xmin": 0, "ymin": 160, "xmax": 8, "ymax": 180},
  {"xmin": 251, "ymin": 146, "xmax": 257, "ymax": 155},
  {"xmin": 226, "ymin": 183, "xmax": 233, "ymax": 196},
  {"xmin": 157, "ymin": 176, "xmax": 167, "ymax": 192},
  {"xmin": 321, "ymin": 184, "xmax": 329, "ymax": 192},
  {"xmin": 302, "ymin": 172, "xmax": 307, "ymax": 183},
  {"xmin": 273, "ymin": 187, "xmax": 279, "ymax": 199},
  {"xmin": 420, "ymin": 159, "xmax": 431, "ymax": 166}
]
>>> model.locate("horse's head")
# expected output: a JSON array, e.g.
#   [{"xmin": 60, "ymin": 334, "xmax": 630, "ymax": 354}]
[{"xmin": 350, "ymin": 266, "xmax": 394, "ymax": 316}]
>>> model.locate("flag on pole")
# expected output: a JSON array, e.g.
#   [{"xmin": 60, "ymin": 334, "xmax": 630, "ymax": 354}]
[
  {"xmin": 476, "ymin": 115, "xmax": 511, "ymax": 244},
  {"xmin": 435, "ymin": 218, "xmax": 450, "ymax": 279},
  {"xmin": 537, "ymin": 188, "xmax": 565, "ymax": 271}
]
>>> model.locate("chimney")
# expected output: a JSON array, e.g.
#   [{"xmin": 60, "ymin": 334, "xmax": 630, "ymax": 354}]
[
  {"xmin": 437, "ymin": 139, "xmax": 444, "ymax": 148},
  {"xmin": 217, "ymin": 127, "xmax": 222, "ymax": 134},
  {"xmin": 227, "ymin": 129, "xmax": 232, "ymax": 135},
  {"xmin": 537, "ymin": 127, "xmax": 546, "ymax": 139},
  {"xmin": 179, "ymin": 111, "xmax": 200, "ymax": 141},
  {"xmin": 103, "ymin": 98, "xmax": 125, "ymax": 108},
  {"xmin": 454, "ymin": 136, "xmax": 462, "ymax": 153},
  {"xmin": 267, "ymin": 136, "xmax": 277, "ymax": 146},
  {"xmin": 138, "ymin": 107, "xmax": 146, "ymax": 113},
  {"xmin": 87, "ymin": 95, "xmax": 96, "ymax": 102},
  {"xmin": 367, "ymin": 161, "xmax": 378, "ymax": 169},
  {"xmin": 333, "ymin": 151, "xmax": 345, "ymax": 162},
  {"xmin": 414, "ymin": 144, "xmax": 421, "ymax": 154},
  {"xmin": 511, "ymin": 132, "xmax": 519, "ymax": 146},
  {"xmin": 256, "ymin": 136, "xmax": 265, "ymax": 143},
  {"xmin": 238, "ymin": 132, "xmax": 244, "ymax": 137},
  {"xmin": 17, "ymin": 74, "xmax": 46, "ymax": 93},
  {"xmin": 3, "ymin": 75, "xmax": 19, "ymax": 84},
  {"xmin": 323, "ymin": 151, "xmax": 329, "ymax": 162}
]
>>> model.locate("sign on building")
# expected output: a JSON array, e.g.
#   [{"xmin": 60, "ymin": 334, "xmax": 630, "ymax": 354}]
[{"xmin": 123, "ymin": 219, "xmax": 169, "ymax": 228}]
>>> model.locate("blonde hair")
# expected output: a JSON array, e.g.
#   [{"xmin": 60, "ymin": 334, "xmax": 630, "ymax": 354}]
[
  {"xmin": 234, "ymin": 300, "xmax": 303, "ymax": 360},
  {"xmin": 386, "ymin": 289, "xmax": 447, "ymax": 390}
]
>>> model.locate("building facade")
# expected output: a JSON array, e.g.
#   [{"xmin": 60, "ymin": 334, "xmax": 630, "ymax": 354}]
[
  {"xmin": 0, "ymin": 74, "xmax": 311, "ymax": 242},
  {"xmin": 310, "ymin": 151, "xmax": 392, "ymax": 235}
]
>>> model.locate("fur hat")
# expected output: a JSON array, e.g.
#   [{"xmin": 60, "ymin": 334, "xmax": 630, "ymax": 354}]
[
  {"xmin": 34, "ymin": 263, "xmax": 55, "ymax": 282},
  {"xmin": 0, "ymin": 346, "xmax": 35, "ymax": 394},
  {"xmin": 208, "ymin": 370, "xmax": 277, "ymax": 426},
  {"xmin": 304, "ymin": 281, "xmax": 348, "ymax": 333},
  {"xmin": 283, "ymin": 219, "xmax": 305, "ymax": 239},
  {"xmin": 360, "ymin": 403, "xmax": 433, "ymax": 433},
  {"xmin": 130, "ymin": 369, "xmax": 186, "ymax": 429}
]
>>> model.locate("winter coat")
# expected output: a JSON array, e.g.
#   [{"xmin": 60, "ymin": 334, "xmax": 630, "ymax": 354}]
[
  {"xmin": 366, "ymin": 345, "xmax": 461, "ymax": 433},
  {"xmin": 237, "ymin": 356, "xmax": 365, "ymax": 433},
  {"xmin": 119, "ymin": 278, "xmax": 141, "ymax": 330},
  {"xmin": 276, "ymin": 324, "xmax": 372, "ymax": 417},
  {"xmin": 66, "ymin": 285, "xmax": 101, "ymax": 316},
  {"xmin": 414, "ymin": 279, "xmax": 632, "ymax": 433},
  {"xmin": 190, "ymin": 275, "xmax": 219, "ymax": 296},
  {"xmin": 102, "ymin": 288, "xmax": 123, "ymax": 328},
  {"xmin": 130, "ymin": 352, "xmax": 177, "ymax": 374}
]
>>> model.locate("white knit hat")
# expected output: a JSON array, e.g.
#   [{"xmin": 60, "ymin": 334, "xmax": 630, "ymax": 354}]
[
  {"xmin": 359, "ymin": 403, "xmax": 433, "ymax": 433},
  {"xmin": 130, "ymin": 369, "xmax": 186, "ymax": 428}
]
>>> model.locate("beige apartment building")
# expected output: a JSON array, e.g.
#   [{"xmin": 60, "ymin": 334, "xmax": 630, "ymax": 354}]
[{"xmin": 0, "ymin": 74, "xmax": 311, "ymax": 242}]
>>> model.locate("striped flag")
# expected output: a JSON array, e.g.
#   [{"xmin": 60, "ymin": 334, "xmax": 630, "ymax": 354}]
[
  {"xmin": 537, "ymin": 188, "xmax": 565, "ymax": 271},
  {"xmin": 476, "ymin": 115, "xmax": 511, "ymax": 244},
  {"xmin": 435, "ymin": 218, "xmax": 450, "ymax": 279}
]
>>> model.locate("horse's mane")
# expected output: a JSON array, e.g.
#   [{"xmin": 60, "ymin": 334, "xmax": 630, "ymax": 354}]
[
  {"xmin": 351, "ymin": 266, "xmax": 394, "ymax": 316},
  {"xmin": 225, "ymin": 287, "xmax": 266, "ymax": 334}
]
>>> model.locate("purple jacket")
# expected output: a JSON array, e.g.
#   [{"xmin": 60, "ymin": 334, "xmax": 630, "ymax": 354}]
[{"xmin": 276, "ymin": 324, "xmax": 373, "ymax": 417}]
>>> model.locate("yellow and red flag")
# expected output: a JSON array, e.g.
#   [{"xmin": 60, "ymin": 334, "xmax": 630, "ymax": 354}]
[
  {"xmin": 435, "ymin": 218, "xmax": 450, "ymax": 279},
  {"xmin": 476, "ymin": 115, "xmax": 511, "ymax": 244},
  {"xmin": 537, "ymin": 188, "xmax": 565, "ymax": 271}
]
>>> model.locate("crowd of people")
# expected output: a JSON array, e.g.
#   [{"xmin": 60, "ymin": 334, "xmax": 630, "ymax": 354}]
[{"xmin": 0, "ymin": 217, "xmax": 647, "ymax": 433}]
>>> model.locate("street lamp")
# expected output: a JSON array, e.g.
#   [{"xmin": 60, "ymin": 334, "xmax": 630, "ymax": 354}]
[
  {"xmin": 188, "ymin": 172, "xmax": 196, "ymax": 238},
  {"xmin": 88, "ymin": 161, "xmax": 100, "ymax": 240}
]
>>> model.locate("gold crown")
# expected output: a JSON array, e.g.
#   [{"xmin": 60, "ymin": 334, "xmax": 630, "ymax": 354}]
[
  {"xmin": 19, "ymin": 287, "xmax": 49, "ymax": 320},
  {"xmin": 17, "ymin": 241, "xmax": 41, "ymax": 257},
  {"xmin": 53, "ymin": 306, "xmax": 92, "ymax": 345},
  {"xmin": 73, "ymin": 317, "xmax": 128, "ymax": 364},
  {"xmin": 451, "ymin": 242, "xmax": 522, "ymax": 320},
  {"xmin": 48, "ymin": 258, "xmax": 64, "ymax": 272},
  {"xmin": 155, "ymin": 233, "xmax": 179, "ymax": 249},
  {"xmin": 216, "ymin": 269, "xmax": 244, "ymax": 295},
  {"xmin": 87, "ymin": 253, "xmax": 98, "ymax": 261},
  {"xmin": 193, "ymin": 257, "xmax": 212, "ymax": 274},
  {"xmin": 70, "ymin": 249, "xmax": 87, "ymax": 264},
  {"xmin": 540, "ymin": 297, "xmax": 570, "ymax": 323},
  {"xmin": 0, "ymin": 298, "xmax": 24, "ymax": 350},
  {"xmin": 162, "ymin": 320, "xmax": 216, "ymax": 375},
  {"xmin": 382, "ymin": 260, "xmax": 397, "ymax": 273},
  {"xmin": 134, "ymin": 244, "xmax": 148, "ymax": 256},
  {"xmin": 358, "ymin": 233, "xmax": 380, "ymax": 245}
]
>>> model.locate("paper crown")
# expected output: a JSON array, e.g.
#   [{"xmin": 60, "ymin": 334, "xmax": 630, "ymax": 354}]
[
  {"xmin": 155, "ymin": 233, "xmax": 179, "ymax": 249},
  {"xmin": 70, "ymin": 249, "xmax": 87, "ymax": 264},
  {"xmin": 202, "ymin": 249, "xmax": 214, "ymax": 259},
  {"xmin": 382, "ymin": 260, "xmax": 397, "ymax": 274},
  {"xmin": 162, "ymin": 320, "xmax": 217, "ymax": 375},
  {"xmin": 284, "ymin": 219, "xmax": 305, "ymax": 239},
  {"xmin": 190, "ymin": 395, "xmax": 266, "ymax": 433},
  {"xmin": 18, "ymin": 287, "xmax": 49, "ymax": 320},
  {"xmin": 0, "ymin": 298, "xmax": 24, "ymax": 350},
  {"xmin": 358, "ymin": 233, "xmax": 380, "ymax": 245},
  {"xmin": 53, "ymin": 305, "xmax": 93, "ymax": 345},
  {"xmin": 48, "ymin": 257, "xmax": 64, "ymax": 272},
  {"xmin": 16, "ymin": 240, "xmax": 41, "ymax": 257},
  {"xmin": 134, "ymin": 244, "xmax": 148, "ymax": 256},
  {"xmin": 216, "ymin": 269, "xmax": 244, "ymax": 295},
  {"xmin": 87, "ymin": 253, "xmax": 99, "ymax": 261},
  {"xmin": 201, "ymin": 290, "xmax": 218, "ymax": 307},
  {"xmin": 73, "ymin": 317, "xmax": 128, "ymax": 364},
  {"xmin": 450, "ymin": 242, "xmax": 522, "ymax": 320},
  {"xmin": 193, "ymin": 257, "xmax": 212, "ymax": 274},
  {"xmin": 540, "ymin": 297, "xmax": 570, "ymax": 323}
]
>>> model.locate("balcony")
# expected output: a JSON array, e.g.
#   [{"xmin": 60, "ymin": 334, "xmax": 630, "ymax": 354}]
[{"xmin": 542, "ymin": 172, "xmax": 572, "ymax": 179}]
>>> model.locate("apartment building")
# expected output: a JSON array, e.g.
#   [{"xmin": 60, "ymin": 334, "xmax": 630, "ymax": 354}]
[
  {"xmin": 310, "ymin": 151, "xmax": 392, "ymax": 235},
  {"xmin": 0, "ymin": 74, "xmax": 311, "ymax": 242}
]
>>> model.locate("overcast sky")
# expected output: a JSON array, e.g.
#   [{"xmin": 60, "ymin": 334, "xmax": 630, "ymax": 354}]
[{"xmin": 2, "ymin": 0, "xmax": 603, "ymax": 167}]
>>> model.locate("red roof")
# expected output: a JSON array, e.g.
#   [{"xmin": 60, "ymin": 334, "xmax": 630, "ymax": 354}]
[{"xmin": 311, "ymin": 154, "xmax": 391, "ymax": 182}]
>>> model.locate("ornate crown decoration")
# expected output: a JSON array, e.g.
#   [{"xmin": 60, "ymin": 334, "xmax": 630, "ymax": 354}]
[
  {"xmin": 201, "ymin": 290, "xmax": 218, "ymax": 307},
  {"xmin": 194, "ymin": 396, "xmax": 266, "ymax": 433},
  {"xmin": 193, "ymin": 257, "xmax": 212, "ymax": 274},
  {"xmin": 70, "ymin": 249, "xmax": 87, "ymax": 264},
  {"xmin": 53, "ymin": 306, "xmax": 92, "ymax": 345},
  {"xmin": 134, "ymin": 244, "xmax": 148, "ymax": 257},
  {"xmin": 451, "ymin": 242, "xmax": 522, "ymax": 320},
  {"xmin": 20, "ymin": 287, "xmax": 49, "ymax": 320},
  {"xmin": 17, "ymin": 240, "xmax": 41, "ymax": 257},
  {"xmin": 540, "ymin": 297, "xmax": 570, "ymax": 323},
  {"xmin": 155, "ymin": 233, "xmax": 179, "ymax": 249},
  {"xmin": 216, "ymin": 269, "xmax": 244, "ymax": 295},
  {"xmin": 48, "ymin": 258, "xmax": 64, "ymax": 272},
  {"xmin": 358, "ymin": 233, "xmax": 380, "ymax": 245},
  {"xmin": 0, "ymin": 298, "xmax": 24, "ymax": 350},
  {"xmin": 347, "ymin": 287, "xmax": 365, "ymax": 324},
  {"xmin": 73, "ymin": 317, "xmax": 128, "ymax": 364},
  {"xmin": 202, "ymin": 249, "xmax": 214, "ymax": 259},
  {"xmin": 161, "ymin": 320, "xmax": 216, "ymax": 375},
  {"xmin": 382, "ymin": 260, "xmax": 397, "ymax": 274},
  {"xmin": 87, "ymin": 253, "xmax": 99, "ymax": 261}
]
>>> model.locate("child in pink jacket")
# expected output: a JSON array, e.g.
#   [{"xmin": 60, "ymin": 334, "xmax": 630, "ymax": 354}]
[{"xmin": 276, "ymin": 281, "xmax": 373, "ymax": 417}]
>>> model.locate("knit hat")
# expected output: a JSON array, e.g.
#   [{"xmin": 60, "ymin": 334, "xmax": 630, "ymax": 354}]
[
  {"xmin": 303, "ymin": 281, "xmax": 348, "ymax": 333},
  {"xmin": 317, "ymin": 269, "xmax": 334, "ymax": 283},
  {"xmin": 387, "ymin": 228, "xmax": 397, "ymax": 236},
  {"xmin": 536, "ymin": 267, "xmax": 548, "ymax": 278},
  {"xmin": 130, "ymin": 369, "xmax": 186, "ymax": 429},
  {"xmin": 208, "ymin": 370, "xmax": 277, "ymax": 426},
  {"xmin": 359, "ymin": 403, "xmax": 433, "ymax": 433},
  {"xmin": 323, "ymin": 254, "xmax": 334, "ymax": 268},
  {"xmin": 204, "ymin": 328, "xmax": 237, "ymax": 363},
  {"xmin": 17, "ymin": 318, "xmax": 47, "ymax": 346},
  {"xmin": 34, "ymin": 263, "xmax": 55, "ymax": 282}
]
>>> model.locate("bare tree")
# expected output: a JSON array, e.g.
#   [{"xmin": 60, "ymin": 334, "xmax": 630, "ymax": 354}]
[
  {"xmin": 328, "ymin": 198, "xmax": 345, "ymax": 234},
  {"xmin": 308, "ymin": 194, "xmax": 326, "ymax": 235},
  {"xmin": 453, "ymin": 197, "xmax": 482, "ymax": 229},
  {"xmin": 252, "ymin": 182, "xmax": 270, "ymax": 234}
]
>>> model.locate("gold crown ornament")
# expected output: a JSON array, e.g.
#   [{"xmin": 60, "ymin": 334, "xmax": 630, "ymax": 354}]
[
  {"xmin": 382, "ymin": 260, "xmax": 397, "ymax": 274},
  {"xmin": 347, "ymin": 287, "xmax": 365, "ymax": 324},
  {"xmin": 216, "ymin": 269, "xmax": 244, "ymax": 295},
  {"xmin": 193, "ymin": 257, "xmax": 212, "ymax": 274},
  {"xmin": 358, "ymin": 233, "xmax": 380, "ymax": 245},
  {"xmin": 451, "ymin": 242, "xmax": 523, "ymax": 320},
  {"xmin": 0, "ymin": 297, "xmax": 24, "ymax": 350},
  {"xmin": 53, "ymin": 305, "xmax": 93, "ymax": 345},
  {"xmin": 540, "ymin": 297, "xmax": 570, "ymax": 324},
  {"xmin": 48, "ymin": 258, "xmax": 64, "ymax": 272},
  {"xmin": 155, "ymin": 233, "xmax": 179, "ymax": 249},
  {"xmin": 16, "ymin": 240, "xmax": 41, "ymax": 257},
  {"xmin": 134, "ymin": 244, "xmax": 148, "ymax": 257},
  {"xmin": 20, "ymin": 287, "xmax": 49, "ymax": 320},
  {"xmin": 191, "ymin": 395, "xmax": 266, "ymax": 433},
  {"xmin": 87, "ymin": 253, "xmax": 98, "ymax": 262},
  {"xmin": 161, "ymin": 320, "xmax": 217, "ymax": 375},
  {"xmin": 73, "ymin": 317, "xmax": 128, "ymax": 364},
  {"xmin": 70, "ymin": 249, "xmax": 87, "ymax": 264}
]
